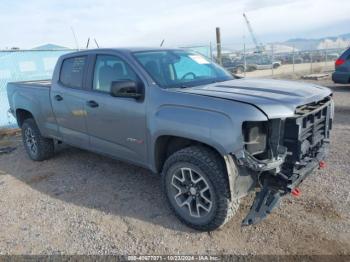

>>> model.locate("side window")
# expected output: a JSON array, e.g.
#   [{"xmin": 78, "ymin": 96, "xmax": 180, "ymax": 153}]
[
  {"xmin": 93, "ymin": 55, "xmax": 139, "ymax": 93},
  {"xmin": 136, "ymin": 54, "xmax": 163, "ymax": 84},
  {"xmin": 59, "ymin": 56, "xmax": 87, "ymax": 88}
]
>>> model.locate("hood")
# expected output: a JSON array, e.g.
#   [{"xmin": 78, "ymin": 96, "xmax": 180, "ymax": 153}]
[{"xmin": 175, "ymin": 78, "xmax": 332, "ymax": 118}]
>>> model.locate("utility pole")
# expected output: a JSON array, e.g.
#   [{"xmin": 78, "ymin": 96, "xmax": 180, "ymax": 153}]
[
  {"xmin": 292, "ymin": 45, "xmax": 295, "ymax": 73},
  {"xmin": 271, "ymin": 44, "xmax": 274, "ymax": 76},
  {"xmin": 310, "ymin": 52, "xmax": 313, "ymax": 74},
  {"xmin": 216, "ymin": 27, "xmax": 222, "ymax": 65},
  {"xmin": 324, "ymin": 43, "xmax": 328, "ymax": 70}
]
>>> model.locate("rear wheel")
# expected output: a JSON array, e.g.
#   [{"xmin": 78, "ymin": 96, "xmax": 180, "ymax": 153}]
[
  {"xmin": 162, "ymin": 146, "xmax": 239, "ymax": 231},
  {"xmin": 21, "ymin": 118, "xmax": 54, "ymax": 161}
]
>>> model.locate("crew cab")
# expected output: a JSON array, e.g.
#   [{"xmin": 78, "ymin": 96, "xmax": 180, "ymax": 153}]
[{"xmin": 7, "ymin": 48, "xmax": 334, "ymax": 230}]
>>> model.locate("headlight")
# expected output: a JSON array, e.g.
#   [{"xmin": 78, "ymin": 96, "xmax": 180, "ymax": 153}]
[{"xmin": 242, "ymin": 121, "xmax": 268, "ymax": 156}]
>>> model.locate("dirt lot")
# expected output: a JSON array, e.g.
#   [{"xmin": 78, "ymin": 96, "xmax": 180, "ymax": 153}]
[{"xmin": 0, "ymin": 76, "xmax": 349, "ymax": 255}]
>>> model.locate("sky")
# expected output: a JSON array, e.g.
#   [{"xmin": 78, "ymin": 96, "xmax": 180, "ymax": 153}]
[{"xmin": 0, "ymin": 0, "xmax": 349, "ymax": 50}]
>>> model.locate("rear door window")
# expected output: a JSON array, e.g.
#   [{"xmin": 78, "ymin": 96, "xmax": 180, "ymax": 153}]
[{"xmin": 59, "ymin": 56, "xmax": 87, "ymax": 88}]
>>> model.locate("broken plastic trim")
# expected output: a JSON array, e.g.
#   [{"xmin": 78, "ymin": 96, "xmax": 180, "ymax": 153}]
[
  {"xmin": 242, "ymin": 178, "xmax": 286, "ymax": 226},
  {"xmin": 241, "ymin": 142, "xmax": 329, "ymax": 226},
  {"xmin": 235, "ymin": 148, "xmax": 287, "ymax": 172}
]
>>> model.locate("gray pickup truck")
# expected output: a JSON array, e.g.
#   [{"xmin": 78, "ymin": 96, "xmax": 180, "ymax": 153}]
[{"xmin": 7, "ymin": 48, "xmax": 334, "ymax": 231}]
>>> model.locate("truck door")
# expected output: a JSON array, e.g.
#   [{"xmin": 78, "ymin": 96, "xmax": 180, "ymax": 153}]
[
  {"xmin": 50, "ymin": 55, "xmax": 90, "ymax": 148},
  {"xmin": 84, "ymin": 54, "xmax": 148, "ymax": 165}
]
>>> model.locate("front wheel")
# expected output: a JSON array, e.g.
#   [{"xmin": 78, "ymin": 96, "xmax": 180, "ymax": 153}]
[
  {"xmin": 162, "ymin": 146, "xmax": 239, "ymax": 231},
  {"xmin": 21, "ymin": 118, "xmax": 55, "ymax": 161}
]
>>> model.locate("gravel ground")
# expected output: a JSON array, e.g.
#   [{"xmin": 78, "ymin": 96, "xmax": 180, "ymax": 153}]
[{"xmin": 0, "ymin": 77, "xmax": 349, "ymax": 255}]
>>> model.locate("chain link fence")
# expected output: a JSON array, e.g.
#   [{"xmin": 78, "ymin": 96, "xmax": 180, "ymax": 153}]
[
  {"xmin": 173, "ymin": 43, "xmax": 348, "ymax": 78},
  {"xmin": 0, "ymin": 50, "xmax": 72, "ymax": 127},
  {"xmin": 217, "ymin": 45, "xmax": 348, "ymax": 78}
]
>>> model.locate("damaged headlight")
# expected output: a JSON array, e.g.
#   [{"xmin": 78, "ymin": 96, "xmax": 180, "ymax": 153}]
[{"xmin": 242, "ymin": 121, "xmax": 268, "ymax": 156}]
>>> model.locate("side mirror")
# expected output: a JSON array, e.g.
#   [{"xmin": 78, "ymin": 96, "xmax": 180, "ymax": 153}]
[{"xmin": 110, "ymin": 80, "xmax": 143, "ymax": 99}]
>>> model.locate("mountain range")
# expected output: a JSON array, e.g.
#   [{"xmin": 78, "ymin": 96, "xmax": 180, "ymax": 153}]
[{"xmin": 281, "ymin": 33, "xmax": 350, "ymax": 50}]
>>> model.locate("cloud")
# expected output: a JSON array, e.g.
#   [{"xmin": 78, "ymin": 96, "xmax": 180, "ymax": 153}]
[{"xmin": 0, "ymin": 0, "xmax": 349, "ymax": 49}]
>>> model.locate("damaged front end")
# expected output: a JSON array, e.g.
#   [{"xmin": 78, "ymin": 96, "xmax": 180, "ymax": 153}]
[{"xmin": 234, "ymin": 96, "xmax": 333, "ymax": 226}]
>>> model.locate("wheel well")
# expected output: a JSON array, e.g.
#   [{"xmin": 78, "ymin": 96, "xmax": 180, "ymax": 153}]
[
  {"xmin": 16, "ymin": 109, "xmax": 34, "ymax": 127},
  {"xmin": 154, "ymin": 135, "xmax": 224, "ymax": 173}
]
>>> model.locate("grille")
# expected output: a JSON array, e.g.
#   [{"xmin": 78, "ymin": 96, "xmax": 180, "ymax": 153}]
[
  {"xmin": 295, "ymin": 96, "xmax": 331, "ymax": 116},
  {"xmin": 283, "ymin": 97, "xmax": 332, "ymax": 170}
]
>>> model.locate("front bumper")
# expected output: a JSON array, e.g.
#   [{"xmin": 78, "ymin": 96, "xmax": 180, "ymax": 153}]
[
  {"xmin": 241, "ymin": 141, "xmax": 329, "ymax": 226},
  {"xmin": 236, "ymin": 97, "xmax": 333, "ymax": 226}
]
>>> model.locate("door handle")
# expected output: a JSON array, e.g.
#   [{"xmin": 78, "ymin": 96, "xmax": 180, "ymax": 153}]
[
  {"xmin": 54, "ymin": 95, "xmax": 63, "ymax": 101},
  {"xmin": 86, "ymin": 100, "xmax": 99, "ymax": 108}
]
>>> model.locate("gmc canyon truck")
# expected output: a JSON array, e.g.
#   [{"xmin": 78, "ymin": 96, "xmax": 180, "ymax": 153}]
[{"xmin": 7, "ymin": 48, "xmax": 334, "ymax": 231}]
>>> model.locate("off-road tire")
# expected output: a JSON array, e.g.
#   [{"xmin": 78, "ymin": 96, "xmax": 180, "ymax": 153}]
[
  {"xmin": 21, "ymin": 118, "xmax": 54, "ymax": 161},
  {"xmin": 162, "ymin": 145, "xmax": 240, "ymax": 231}
]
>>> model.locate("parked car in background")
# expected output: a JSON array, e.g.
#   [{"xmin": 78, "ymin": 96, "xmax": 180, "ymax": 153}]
[
  {"xmin": 245, "ymin": 55, "xmax": 281, "ymax": 70},
  {"xmin": 277, "ymin": 54, "xmax": 304, "ymax": 65},
  {"xmin": 327, "ymin": 52, "xmax": 340, "ymax": 61},
  {"xmin": 221, "ymin": 56, "xmax": 247, "ymax": 74},
  {"xmin": 222, "ymin": 55, "xmax": 281, "ymax": 73},
  {"xmin": 332, "ymin": 47, "xmax": 350, "ymax": 84}
]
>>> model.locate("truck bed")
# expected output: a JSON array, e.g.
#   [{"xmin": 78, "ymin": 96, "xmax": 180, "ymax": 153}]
[{"xmin": 6, "ymin": 79, "xmax": 55, "ymax": 136}]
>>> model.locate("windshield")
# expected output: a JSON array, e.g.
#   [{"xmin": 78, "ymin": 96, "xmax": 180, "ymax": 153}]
[{"xmin": 133, "ymin": 50, "xmax": 234, "ymax": 88}]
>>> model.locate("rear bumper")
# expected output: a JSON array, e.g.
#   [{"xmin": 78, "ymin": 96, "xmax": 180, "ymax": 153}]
[{"xmin": 332, "ymin": 71, "xmax": 350, "ymax": 84}]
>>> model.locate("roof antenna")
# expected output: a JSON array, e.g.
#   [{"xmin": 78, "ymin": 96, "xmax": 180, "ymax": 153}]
[
  {"xmin": 94, "ymin": 38, "xmax": 100, "ymax": 48},
  {"xmin": 70, "ymin": 26, "xmax": 80, "ymax": 50},
  {"xmin": 160, "ymin": 39, "xmax": 165, "ymax": 47},
  {"xmin": 86, "ymin": 37, "xmax": 90, "ymax": 49}
]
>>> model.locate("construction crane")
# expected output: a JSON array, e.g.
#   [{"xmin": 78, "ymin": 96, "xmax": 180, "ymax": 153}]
[{"xmin": 243, "ymin": 13, "xmax": 264, "ymax": 53}]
